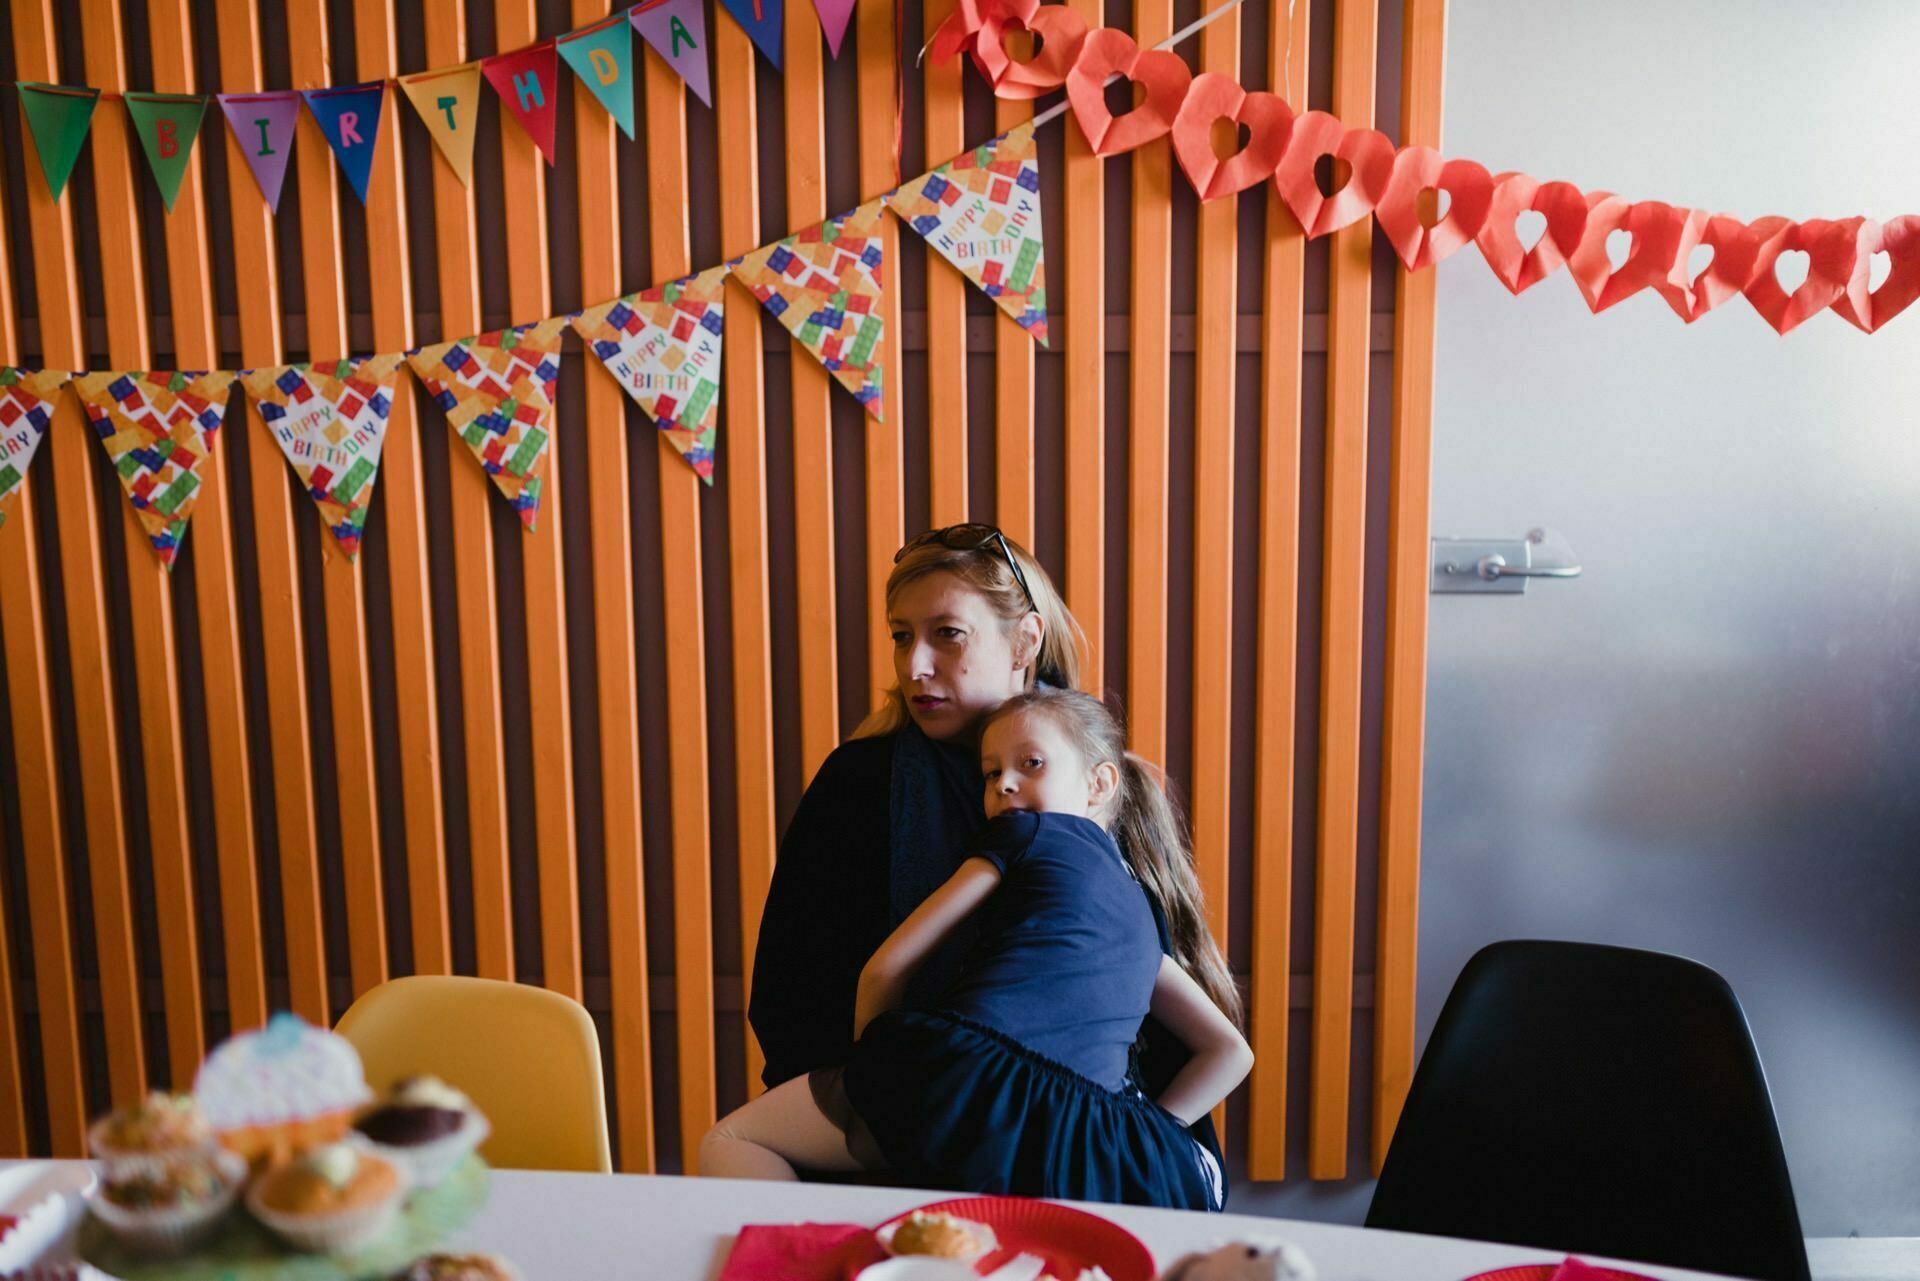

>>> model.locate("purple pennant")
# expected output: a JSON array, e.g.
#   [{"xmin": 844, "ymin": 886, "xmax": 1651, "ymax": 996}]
[
  {"xmin": 217, "ymin": 92, "xmax": 300, "ymax": 212},
  {"xmin": 631, "ymin": 0, "xmax": 714, "ymax": 106}
]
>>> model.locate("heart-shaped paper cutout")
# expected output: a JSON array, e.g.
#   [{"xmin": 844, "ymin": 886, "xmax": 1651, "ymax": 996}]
[
  {"xmin": 1170, "ymin": 72, "xmax": 1293, "ymax": 201},
  {"xmin": 1374, "ymin": 147, "xmax": 1493, "ymax": 270},
  {"xmin": 982, "ymin": 5, "xmax": 1089, "ymax": 99},
  {"xmin": 1475, "ymin": 174, "xmax": 1588, "ymax": 294},
  {"xmin": 1272, "ymin": 111, "xmax": 1396, "ymax": 239},
  {"xmin": 1743, "ymin": 216, "xmax": 1860, "ymax": 335},
  {"xmin": 1065, "ymin": 27, "xmax": 1193, "ymax": 155},
  {"xmin": 931, "ymin": 0, "xmax": 1037, "ymax": 66},
  {"xmin": 1671, "ymin": 213, "xmax": 1762, "ymax": 322},
  {"xmin": 1831, "ymin": 215, "xmax": 1920, "ymax": 333},
  {"xmin": 1566, "ymin": 191, "xmax": 1634, "ymax": 312},
  {"xmin": 1591, "ymin": 201, "xmax": 1700, "ymax": 314}
]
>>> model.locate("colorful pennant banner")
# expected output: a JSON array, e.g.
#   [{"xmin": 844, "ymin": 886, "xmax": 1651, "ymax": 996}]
[
  {"xmin": 573, "ymin": 263, "xmax": 728, "ymax": 483},
  {"xmin": 217, "ymin": 92, "xmax": 301, "ymax": 212},
  {"xmin": 399, "ymin": 64, "xmax": 483, "ymax": 186},
  {"xmin": 0, "ymin": 369, "xmax": 70, "ymax": 532},
  {"xmin": 18, "ymin": 82, "xmax": 101, "ymax": 202},
  {"xmin": 483, "ymin": 41, "xmax": 561, "ymax": 166},
  {"xmin": 124, "ymin": 92, "xmax": 208, "ymax": 213},
  {"xmin": 301, "ymin": 82, "xmax": 387, "ymax": 204},
  {"xmin": 559, "ymin": 15, "xmax": 637, "ymax": 139},
  {"xmin": 812, "ymin": 0, "xmax": 856, "ymax": 58},
  {"xmin": 888, "ymin": 119, "xmax": 1049, "ymax": 344},
  {"xmin": 719, "ymin": 0, "xmax": 784, "ymax": 70},
  {"xmin": 410, "ymin": 319, "xmax": 568, "ymax": 530},
  {"xmin": 730, "ymin": 197, "xmax": 888, "ymax": 420},
  {"xmin": 242, "ymin": 355, "xmax": 405, "ymax": 559},
  {"xmin": 630, "ymin": 0, "xmax": 713, "ymax": 107},
  {"xmin": 73, "ymin": 370, "xmax": 235, "ymax": 569}
]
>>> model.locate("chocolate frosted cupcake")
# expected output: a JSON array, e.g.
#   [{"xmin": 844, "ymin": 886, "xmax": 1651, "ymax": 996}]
[{"xmin": 353, "ymin": 1077, "xmax": 489, "ymax": 1190}]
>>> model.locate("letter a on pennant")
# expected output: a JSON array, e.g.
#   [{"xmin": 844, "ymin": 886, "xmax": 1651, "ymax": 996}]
[
  {"xmin": 217, "ymin": 92, "xmax": 300, "ymax": 212},
  {"xmin": 301, "ymin": 82, "xmax": 387, "ymax": 204},
  {"xmin": 559, "ymin": 16, "xmax": 637, "ymax": 138},
  {"xmin": 631, "ymin": 0, "xmax": 714, "ymax": 106},
  {"xmin": 483, "ymin": 41, "xmax": 560, "ymax": 166},
  {"xmin": 399, "ymin": 64, "xmax": 482, "ymax": 185}
]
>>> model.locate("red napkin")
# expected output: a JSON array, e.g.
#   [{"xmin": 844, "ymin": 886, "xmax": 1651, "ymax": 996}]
[
  {"xmin": 717, "ymin": 1223, "xmax": 889, "ymax": 1281},
  {"xmin": 1550, "ymin": 1258, "xmax": 1617, "ymax": 1281}
]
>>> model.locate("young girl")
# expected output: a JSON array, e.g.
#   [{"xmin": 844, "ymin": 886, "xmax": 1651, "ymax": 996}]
[{"xmin": 701, "ymin": 688, "xmax": 1252, "ymax": 1210}]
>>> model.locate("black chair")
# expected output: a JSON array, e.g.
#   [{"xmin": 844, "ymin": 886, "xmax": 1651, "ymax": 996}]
[{"xmin": 1367, "ymin": 940, "xmax": 1809, "ymax": 1281}]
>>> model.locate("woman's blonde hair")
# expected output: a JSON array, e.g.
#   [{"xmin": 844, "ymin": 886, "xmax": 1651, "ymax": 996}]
[
  {"xmin": 853, "ymin": 530, "xmax": 1083, "ymax": 740},
  {"xmin": 980, "ymin": 686, "xmax": 1244, "ymax": 1029}
]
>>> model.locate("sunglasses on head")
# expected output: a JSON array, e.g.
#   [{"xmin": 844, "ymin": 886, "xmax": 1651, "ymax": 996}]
[{"xmin": 895, "ymin": 524, "xmax": 1039, "ymax": 614}]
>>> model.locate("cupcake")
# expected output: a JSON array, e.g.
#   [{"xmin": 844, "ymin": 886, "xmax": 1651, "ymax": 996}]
[
  {"xmin": 88, "ymin": 1091, "xmax": 218, "ymax": 1172},
  {"xmin": 195, "ymin": 1013, "xmax": 372, "ymax": 1170},
  {"xmin": 88, "ymin": 1147, "xmax": 245, "ymax": 1257},
  {"xmin": 246, "ymin": 1141, "xmax": 408, "ymax": 1254},
  {"xmin": 397, "ymin": 1253, "xmax": 523, "ymax": 1280},
  {"xmin": 353, "ymin": 1076, "xmax": 489, "ymax": 1190},
  {"xmin": 881, "ymin": 1211, "xmax": 998, "ymax": 1262}
]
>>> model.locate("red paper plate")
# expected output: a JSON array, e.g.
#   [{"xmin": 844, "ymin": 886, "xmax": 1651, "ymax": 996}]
[
  {"xmin": 1464, "ymin": 1268, "xmax": 1661, "ymax": 1281},
  {"xmin": 879, "ymin": 1197, "xmax": 1155, "ymax": 1281}
]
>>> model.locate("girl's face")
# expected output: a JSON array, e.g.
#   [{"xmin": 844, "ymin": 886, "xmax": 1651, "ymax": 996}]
[
  {"xmin": 890, "ymin": 571, "xmax": 1041, "ymax": 740},
  {"xmin": 980, "ymin": 709, "xmax": 1118, "ymax": 820}
]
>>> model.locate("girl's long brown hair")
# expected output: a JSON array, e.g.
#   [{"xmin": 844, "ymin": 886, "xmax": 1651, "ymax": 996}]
[
  {"xmin": 982, "ymin": 687, "xmax": 1244, "ymax": 1029},
  {"xmin": 853, "ymin": 531, "xmax": 1083, "ymax": 740}
]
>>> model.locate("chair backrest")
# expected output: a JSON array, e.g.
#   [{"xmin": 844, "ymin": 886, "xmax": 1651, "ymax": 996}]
[
  {"xmin": 336, "ymin": 975, "xmax": 612, "ymax": 1173},
  {"xmin": 1367, "ymin": 940, "xmax": 1808, "ymax": 1281}
]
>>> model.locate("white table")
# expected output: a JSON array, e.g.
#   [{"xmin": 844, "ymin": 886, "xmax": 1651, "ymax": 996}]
[{"xmin": 11, "ymin": 1163, "xmax": 1739, "ymax": 1280}]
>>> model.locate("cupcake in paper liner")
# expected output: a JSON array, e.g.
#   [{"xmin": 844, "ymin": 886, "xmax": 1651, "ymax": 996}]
[
  {"xmin": 88, "ymin": 1091, "xmax": 221, "ymax": 1176},
  {"xmin": 247, "ymin": 1141, "xmax": 408, "ymax": 1254},
  {"xmin": 353, "ymin": 1076, "xmax": 491, "ymax": 1191},
  {"xmin": 397, "ymin": 1252, "xmax": 524, "ymax": 1280},
  {"xmin": 88, "ymin": 1147, "xmax": 246, "ymax": 1257},
  {"xmin": 195, "ymin": 1012, "xmax": 372, "ymax": 1170}
]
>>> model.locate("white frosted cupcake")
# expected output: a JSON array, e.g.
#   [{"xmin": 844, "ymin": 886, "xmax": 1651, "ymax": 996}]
[
  {"xmin": 246, "ymin": 1142, "xmax": 408, "ymax": 1254},
  {"xmin": 352, "ymin": 1076, "xmax": 489, "ymax": 1190},
  {"xmin": 88, "ymin": 1148, "xmax": 246, "ymax": 1257},
  {"xmin": 195, "ymin": 1013, "xmax": 372, "ymax": 1170}
]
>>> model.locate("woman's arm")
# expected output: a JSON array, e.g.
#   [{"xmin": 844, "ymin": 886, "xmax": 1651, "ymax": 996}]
[
  {"xmin": 854, "ymin": 857, "xmax": 1003, "ymax": 1037},
  {"xmin": 1146, "ymin": 955, "xmax": 1254, "ymax": 1125}
]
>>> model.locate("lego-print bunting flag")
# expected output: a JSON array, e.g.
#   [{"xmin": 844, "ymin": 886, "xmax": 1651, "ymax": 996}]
[
  {"xmin": 0, "ymin": 368, "xmax": 72, "ymax": 534},
  {"xmin": 887, "ymin": 119, "xmax": 1049, "ymax": 344},
  {"xmin": 242, "ymin": 354, "xmax": 406, "ymax": 558},
  {"xmin": 729, "ymin": 196, "xmax": 887, "ymax": 420},
  {"xmin": 73, "ymin": 370, "xmax": 236, "ymax": 570},
  {"xmin": 409, "ymin": 318, "xmax": 568, "ymax": 531},
  {"xmin": 572, "ymin": 263, "xmax": 727, "ymax": 483}
]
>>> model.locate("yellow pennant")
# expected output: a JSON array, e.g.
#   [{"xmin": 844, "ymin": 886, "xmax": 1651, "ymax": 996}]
[{"xmin": 399, "ymin": 62, "xmax": 482, "ymax": 186}]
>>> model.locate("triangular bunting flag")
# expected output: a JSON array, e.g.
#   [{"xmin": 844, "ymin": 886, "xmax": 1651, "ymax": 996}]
[
  {"xmin": 217, "ymin": 92, "xmax": 300, "ymax": 212},
  {"xmin": 124, "ymin": 92, "xmax": 209, "ymax": 214},
  {"xmin": 572, "ymin": 263, "xmax": 728, "ymax": 483},
  {"xmin": 559, "ymin": 15, "xmax": 637, "ymax": 138},
  {"xmin": 718, "ymin": 0, "xmax": 784, "ymax": 70},
  {"xmin": 241, "ymin": 355, "xmax": 405, "ymax": 559},
  {"xmin": 887, "ymin": 119, "xmax": 1050, "ymax": 345},
  {"xmin": 0, "ymin": 368, "xmax": 70, "ymax": 534},
  {"xmin": 17, "ymin": 83, "xmax": 100, "ymax": 202},
  {"xmin": 631, "ymin": 0, "xmax": 713, "ymax": 107},
  {"xmin": 812, "ymin": 0, "xmax": 856, "ymax": 57},
  {"xmin": 301, "ymin": 82, "xmax": 387, "ymax": 204},
  {"xmin": 482, "ymin": 41, "xmax": 560, "ymax": 166},
  {"xmin": 409, "ymin": 318, "xmax": 567, "ymax": 530},
  {"xmin": 73, "ymin": 370, "xmax": 235, "ymax": 570},
  {"xmin": 729, "ymin": 197, "xmax": 887, "ymax": 420},
  {"xmin": 398, "ymin": 64, "xmax": 482, "ymax": 186}
]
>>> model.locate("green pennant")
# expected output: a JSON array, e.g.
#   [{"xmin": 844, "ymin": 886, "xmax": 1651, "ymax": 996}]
[
  {"xmin": 123, "ymin": 92, "xmax": 208, "ymax": 213},
  {"xmin": 17, "ymin": 82, "xmax": 100, "ymax": 202},
  {"xmin": 557, "ymin": 15, "xmax": 636, "ymax": 139}
]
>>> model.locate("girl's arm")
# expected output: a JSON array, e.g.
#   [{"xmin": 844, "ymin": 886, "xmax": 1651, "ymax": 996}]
[
  {"xmin": 854, "ymin": 857, "xmax": 1003, "ymax": 1038},
  {"xmin": 1146, "ymin": 955, "xmax": 1254, "ymax": 1125}
]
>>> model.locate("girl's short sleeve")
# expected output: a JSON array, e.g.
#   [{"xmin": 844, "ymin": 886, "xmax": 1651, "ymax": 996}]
[{"xmin": 970, "ymin": 810, "xmax": 1042, "ymax": 874}]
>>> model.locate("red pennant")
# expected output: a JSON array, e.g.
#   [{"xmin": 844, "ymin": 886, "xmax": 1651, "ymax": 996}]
[
  {"xmin": 483, "ymin": 40, "xmax": 560, "ymax": 165},
  {"xmin": 1170, "ymin": 72, "xmax": 1292, "ymax": 201},
  {"xmin": 1064, "ymin": 27, "xmax": 1191, "ymax": 156},
  {"xmin": 1272, "ymin": 111, "xmax": 1395, "ymax": 239},
  {"xmin": 978, "ymin": 6, "xmax": 1089, "ymax": 100},
  {"xmin": 1374, "ymin": 147, "xmax": 1493, "ymax": 270},
  {"xmin": 1831, "ymin": 216, "xmax": 1920, "ymax": 334},
  {"xmin": 1743, "ymin": 216, "xmax": 1861, "ymax": 336},
  {"xmin": 1475, "ymin": 173, "xmax": 1588, "ymax": 295}
]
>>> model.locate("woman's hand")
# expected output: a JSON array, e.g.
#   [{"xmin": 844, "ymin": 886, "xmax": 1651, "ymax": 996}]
[
  {"xmin": 1145, "ymin": 954, "xmax": 1254, "ymax": 1125},
  {"xmin": 854, "ymin": 857, "xmax": 1003, "ymax": 1038}
]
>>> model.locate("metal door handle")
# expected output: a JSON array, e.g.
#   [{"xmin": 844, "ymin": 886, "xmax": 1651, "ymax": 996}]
[
  {"xmin": 1432, "ymin": 527, "xmax": 1582, "ymax": 595},
  {"xmin": 1473, "ymin": 554, "xmax": 1582, "ymax": 581}
]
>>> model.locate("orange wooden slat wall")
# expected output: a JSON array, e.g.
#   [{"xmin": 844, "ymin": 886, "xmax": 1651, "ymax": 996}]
[
  {"xmin": 1247, "ymin": 0, "xmax": 1314, "ymax": 1181},
  {"xmin": 923, "ymin": 0, "xmax": 970, "ymax": 526},
  {"xmin": 420, "ymin": 2, "xmax": 516, "ymax": 984},
  {"xmin": 212, "ymin": 0, "xmax": 330, "ymax": 1029},
  {"xmin": 1375, "ymin": 0, "xmax": 1447, "ymax": 1174},
  {"xmin": 992, "ymin": 45, "xmax": 1036, "ymax": 550},
  {"xmin": 0, "ymin": 181, "xmax": 31, "ymax": 1148},
  {"xmin": 1310, "ymin": 0, "xmax": 1381, "ymax": 1180},
  {"xmin": 1062, "ymin": 0, "xmax": 1104, "ymax": 694},
  {"xmin": 858, "ymin": 0, "xmax": 906, "ymax": 703}
]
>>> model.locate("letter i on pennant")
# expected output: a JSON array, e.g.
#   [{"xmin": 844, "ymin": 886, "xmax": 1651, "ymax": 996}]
[{"xmin": 217, "ymin": 92, "xmax": 300, "ymax": 211}]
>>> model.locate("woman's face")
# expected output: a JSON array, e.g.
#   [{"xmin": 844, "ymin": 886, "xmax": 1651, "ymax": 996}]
[{"xmin": 889, "ymin": 570, "xmax": 1038, "ymax": 740}]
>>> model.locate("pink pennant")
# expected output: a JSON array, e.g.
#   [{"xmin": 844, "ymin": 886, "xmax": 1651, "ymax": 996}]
[{"xmin": 812, "ymin": 0, "xmax": 856, "ymax": 57}]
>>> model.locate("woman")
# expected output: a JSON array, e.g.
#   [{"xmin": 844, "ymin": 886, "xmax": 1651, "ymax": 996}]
[{"xmin": 747, "ymin": 524, "xmax": 1227, "ymax": 1198}]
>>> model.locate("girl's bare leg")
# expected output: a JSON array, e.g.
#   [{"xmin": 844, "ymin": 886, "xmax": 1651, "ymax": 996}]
[{"xmin": 698, "ymin": 1076, "xmax": 866, "ymax": 1180}]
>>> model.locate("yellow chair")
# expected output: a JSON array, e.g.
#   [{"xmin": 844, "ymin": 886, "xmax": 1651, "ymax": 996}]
[{"xmin": 336, "ymin": 975, "xmax": 612, "ymax": 1173}]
